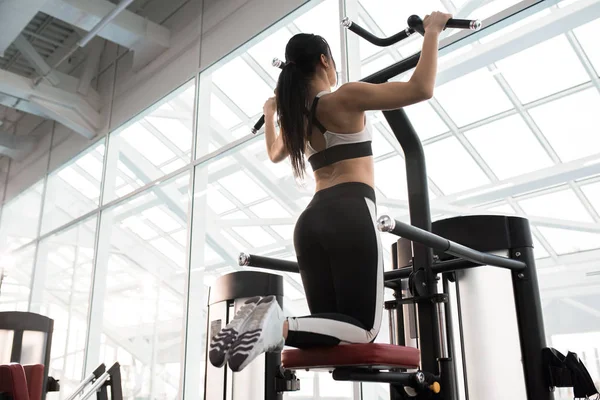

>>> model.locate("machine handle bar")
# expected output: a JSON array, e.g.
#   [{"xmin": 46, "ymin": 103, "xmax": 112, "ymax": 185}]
[
  {"xmin": 376, "ymin": 215, "xmax": 526, "ymax": 272},
  {"xmin": 251, "ymin": 15, "xmax": 481, "ymax": 133}
]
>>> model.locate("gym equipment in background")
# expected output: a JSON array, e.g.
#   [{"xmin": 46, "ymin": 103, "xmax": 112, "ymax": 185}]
[{"xmin": 64, "ymin": 363, "xmax": 123, "ymax": 400}]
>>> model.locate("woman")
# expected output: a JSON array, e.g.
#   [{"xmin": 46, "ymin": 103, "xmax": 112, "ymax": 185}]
[{"xmin": 210, "ymin": 11, "xmax": 452, "ymax": 373}]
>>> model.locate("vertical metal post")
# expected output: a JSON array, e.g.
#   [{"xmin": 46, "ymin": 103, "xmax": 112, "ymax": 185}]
[
  {"xmin": 382, "ymin": 109, "xmax": 440, "ymax": 377},
  {"xmin": 391, "ymin": 241, "xmax": 407, "ymax": 400},
  {"xmin": 83, "ymin": 207, "xmax": 113, "ymax": 375},
  {"xmin": 28, "ymin": 240, "xmax": 49, "ymax": 313},
  {"xmin": 28, "ymin": 122, "xmax": 55, "ymax": 311},
  {"xmin": 183, "ymin": 73, "xmax": 211, "ymax": 400},
  {"xmin": 441, "ymin": 276, "xmax": 459, "ymax": 400},
  {"xmin": 264, "ymin": 294, "xmax": 285, "ymax": 400},
  {"xmin": 62, "ymin": 231, "xmax": 82, "ymax": 387},
  {"xmin": 340, "ymin": 0, "xmax": 362, "ymax": 84},
  {"xmin": 511, "ymin": 243, "xmax": 553, "ymax": 400}
]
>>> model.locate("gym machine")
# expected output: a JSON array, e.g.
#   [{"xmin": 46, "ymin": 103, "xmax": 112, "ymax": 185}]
[
  {"xmin": 0, "ymin": 312, "xmax": 60, "ymax": 400},
  {"xmin": 204, "ymin": 272, "xmax": 299, "ymax": 400},
  {"xmin": 205, "ymin": 3, "xmax": 599, "ymax": 400},
  {"xmin": 64, "ymin": 363, "xmax": 123, "ymax": 400}
]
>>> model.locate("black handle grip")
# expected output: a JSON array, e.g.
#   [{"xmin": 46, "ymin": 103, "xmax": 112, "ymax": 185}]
[
  {"xmin": 407, "ymin": 15, "xmax": 482, "ymax": 35},
  {"xmin": 252, "ymin": 115, "xmax": 265, "ymax": 134},
  {"xmin": 239, "ymin": 253, "xmax": 300, "ymax": 273},
  {"xmin": 251, "ymin": 58, "xmax": 285, "ymax": 134},
  {"xmin": 341, "ymin": 17, "xmax": 415, "ymax": 47},
  {"xmin": 446, "ymin": 18, "xmax": 482, "ymax": 30}
]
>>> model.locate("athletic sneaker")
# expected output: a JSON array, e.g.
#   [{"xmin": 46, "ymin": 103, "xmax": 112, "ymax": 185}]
[
  {"xmin": 227, "ymin": 295, "xmax": 286, "ymax": 372},
  {"xmin": 209, "ymin": 296, "xmax": 262, "ymax": 368}
]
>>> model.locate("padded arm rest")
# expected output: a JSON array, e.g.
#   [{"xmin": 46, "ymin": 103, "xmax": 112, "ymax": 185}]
[
  {"xmin": 23, "ymin": 366, "xmax": 44, "ymax": 400},
  {"xmin": 0, "ymin": 364, "xmax": 30, "ymax": 400}
]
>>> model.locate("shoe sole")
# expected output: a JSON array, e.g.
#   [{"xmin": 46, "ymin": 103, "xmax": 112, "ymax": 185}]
[
  {"xmin": 209, "ymin": 296, "xmax": 261, "ymax": 368},
  {"xmin": 228, "ymin": 296, "xmax": 280, "ymax": 372}
]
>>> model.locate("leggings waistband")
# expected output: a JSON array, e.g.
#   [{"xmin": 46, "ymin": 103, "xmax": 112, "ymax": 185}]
[{"xmin": 310, "ymin": 182, "xmax": 376, "ymax": 206}]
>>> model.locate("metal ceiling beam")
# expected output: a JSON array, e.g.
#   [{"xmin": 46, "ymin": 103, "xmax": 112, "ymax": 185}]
[
  {"xmin": 41, "ymin": 0, "xmax": 171, "ymax": 71},
  {"xmin": 0, "ymin": 68, "xmax": 101, "ymax": 141},
  {"xmin": 77, "ymin": 38, "xmax": 104, "ymax": 95},
  {"xmin": 12, "ymin": 35, "xmax": 61, "ymax": 86},
  {"xmin": 0, "ymin": 0, "xmax": 47, "ymax": 56},
  {"xmin": 0, "ymin": 131, "xmax": 36, "ymax": 160}
]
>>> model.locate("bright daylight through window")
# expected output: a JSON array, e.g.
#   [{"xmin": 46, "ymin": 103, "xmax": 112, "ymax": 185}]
[{"xmin": 0, "ymin": 0, "xmax": 599, "ymax": 399}]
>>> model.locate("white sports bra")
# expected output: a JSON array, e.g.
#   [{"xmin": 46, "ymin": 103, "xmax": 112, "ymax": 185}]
[{"xmin": 305, "ymin": 91, "xmax": 373, "ymax": 171}]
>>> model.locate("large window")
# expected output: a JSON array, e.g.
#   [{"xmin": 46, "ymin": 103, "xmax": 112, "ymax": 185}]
[
  {"xmin": 0, "ymin": 181, "xmax": 44, "ymax": 252},
  {"xmin": 195, "ymin": 0, "xmax": 343, "ymax": 160},
  {"xmin": 90, "ymin": 172, "xmax": 190, "ymax": 399},
  {"xmin": 41, "ymin": 140, "xmax": 105, "ymax": 235},
  {"xmin": 0, "ymin": 244, "xmax": 36, "ymax": 312},
  {"xmin": 103, "ymin": 80, "xmax": 196, "ymax": 204},
  {"xmin": 31, "ymin": 215, "xmax": 97, "ymax": 398}
]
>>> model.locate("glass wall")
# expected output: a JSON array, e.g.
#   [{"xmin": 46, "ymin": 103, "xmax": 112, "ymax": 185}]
[
  {"xmin": 90, "ymin": 171, "xmax": 190, "ymax": 399},
  {"xmin": 195, "ymin": 0, "xmax": 343, "ymax": 160},
  {"xmin": 31, "ymin": 215, "xmax": 97, "ymax": 398},
  {"xmin": 103, "ymin": 80, "xmax": 195, "ymax": 204},
  {"xmin": 0, "ymin": 1, "xmax": 599, "ymax": 399},
  {"xmin": 41, "ymin": 141, "xmax": 105, "ymax": 235},
  {"xmin": 0, "ymin": 244, "xmax": 37, "ymax": 312},
  {"xmin": 0, "ymin": 180, "xmax": 44, "ymax": 252}
]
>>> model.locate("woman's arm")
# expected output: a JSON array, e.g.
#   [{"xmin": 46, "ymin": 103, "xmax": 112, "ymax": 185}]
[
  {"xmin": 265, "ymin": 115, "xmax": 288, "ymax": 163},
  {"xmin": 333, "ymin": 11, "xmax": 452, "ymax": 112},
  {"xmin": 264, "ymin": 97, "xmax": 288, "ymax": 163}
]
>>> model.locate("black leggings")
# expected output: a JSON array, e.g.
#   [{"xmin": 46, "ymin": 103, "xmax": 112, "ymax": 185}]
[{"xmin": 285, "ymin": 182, "xmax": 384, "ymax": 348}]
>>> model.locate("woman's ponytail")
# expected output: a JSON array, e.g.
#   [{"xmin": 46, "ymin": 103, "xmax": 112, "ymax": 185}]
[
  {"xmin": 275, "ymin": 33, "xmax": 335, "ymax": 179},
  {"xmin": 276, "ymin": 62, "xmax": 310, "ymax": 179}
]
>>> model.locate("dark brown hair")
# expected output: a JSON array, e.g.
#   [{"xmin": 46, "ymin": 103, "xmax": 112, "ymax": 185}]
[{"xmin": 276, "ymin": 33, "xmax": 335, "ymax": 179}]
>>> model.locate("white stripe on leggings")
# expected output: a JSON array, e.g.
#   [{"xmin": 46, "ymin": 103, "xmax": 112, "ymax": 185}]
[{"xmin": 288, "ymin": 196, "xmax": 384, "ymax": 344}]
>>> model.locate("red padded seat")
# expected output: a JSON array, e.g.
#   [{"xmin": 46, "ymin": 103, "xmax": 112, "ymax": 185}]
[
  {"xmin": 0, "ymin": 364, "xmax": 30, "ymax": 400},
  {"xmin": 282, "ymin": 344, "xmax": 420, "ymax": 370},
  {"xmin": 23, "ymin": 365, "xmax": 44, "ymax": 400}
]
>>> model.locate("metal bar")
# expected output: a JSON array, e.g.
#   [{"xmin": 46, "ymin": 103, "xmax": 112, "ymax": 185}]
[
  {"xmin": 341, "ymin": 17, "xmax": 416, "ymax": 47},
  {"xmin": 433, "ymin": 259, "xmax": 480, "ymax": 274},
  {"xmin": 511, "ymin": 245, "xmax": 553, "ymax": 400},
  {"xmin": 22, "ymin": 28, "xmax": 66, "ymax": 48},
  {"xmin": 78, "ymin": 0, "xmax": 135, "ymax": 48},
  {"xmin": 13, "ymin": 34, "xmax": 60, "ymax": 85},
  {"xmin": 64, "ymin": 370, "xmax": 99, "ymax": 400},
  {"xmin": 107, "ymin": 362, "xmax": 123, "ymax": 400},
  {"xmin": 79, "ymin": 372, "xmax": 110, "ymax": 400},
  {"xmin": 378, "ymin": 216, "xmax": 526, "ymax": 272},
  {"xmin": 384, "ymin": 267, "xmax": 412, "ymax": 282},
  {"xmin": 383, "ymin": 109, "xmax": 439, "ymax": 376},
  {"xmin": 361, "ymin": 0, "xmax": 551, "ymax": 84},
  {"xmin": 441, "ymin": 276, "xmax": 459, "ymax": 400},
  {"xmin": 332, "ymin": 369, "xmax": 426, "ymax": 387},
  {"xmin": 238, "ymin": 253, "xmax": 299, "ymax": 273},
  {"xmin": 390, "ymin": 242, "xmax": 402, "ymax": 348}
]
